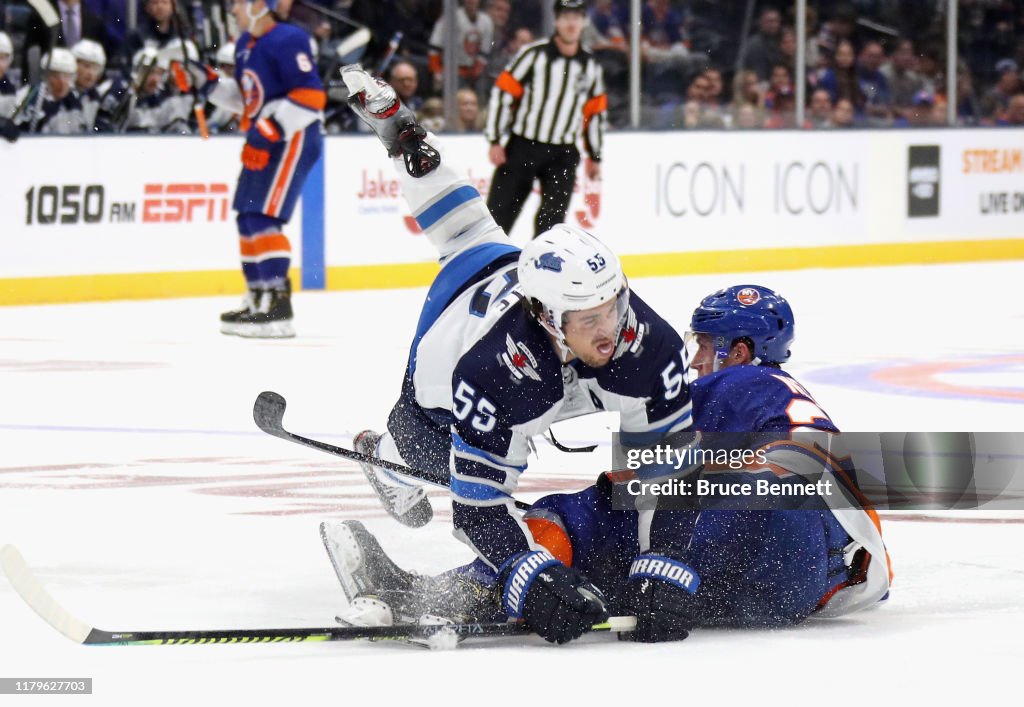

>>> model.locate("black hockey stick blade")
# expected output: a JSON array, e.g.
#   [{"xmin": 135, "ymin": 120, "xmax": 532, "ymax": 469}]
[
  {"xmin": 1, "ymin": 545, "xmax": 633, "ymax": 646},
  {"xmin": 253, "ymin": 391, "xmax": 417, "ymax": 474},
  {"xmin": 253, "ymin": 391, "xmax": 529, "ymax": 509},
  {"xmin": 253, "ymin": 390, "xmax": 290, "ymax": 440}
]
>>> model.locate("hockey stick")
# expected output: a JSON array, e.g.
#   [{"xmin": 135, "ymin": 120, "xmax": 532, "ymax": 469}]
[
  {"xmin": 253, "ymin": 391, "xmax": 531, "ymax": 510},
  {"xmin": 172, "ymin": 0, "xmax": 209, "ymax": 138},
  {"xmin": 1, "ymin": 545, "xmax": 634, "ymax": 645},
  {"xmin": 293, "ymin": 0, "xmax": 370, "ymax": 33}
]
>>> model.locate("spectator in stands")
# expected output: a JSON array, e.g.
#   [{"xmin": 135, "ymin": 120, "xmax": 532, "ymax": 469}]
[
  {"xmin": 428, "ymin": 0, "xmax": 493, "ymax": 97},
  {"xmin": 915, "ymin": 41, "xmax": 942, "ymax": 97},
  {"xmin": 817, "ymin": 39, "xmax": 865, "ymax": 113},
  {"xmin": 488, "ymin": 0, "xmax": 511, "ymax": 48},
  {"xmin": 894, "ymin": 90, "xmax": 938, "ymax": 128},
  {"xmin": 703, "ymin": 66, "xmax": 725, "ymax": 110},
  {"xmin": 999, "ymin": 93, "xmax": 1024, "ymax": 126},
  {"xmin": 806, "ymin": 87, "xmax": 833, "ymax": 128},
  {"xmin": 388, "ymin": 59, "xmax": 424, "ymax": 112},
  {"xmin": 126, "ymin": 0, "xmax": 176, "ymax": 60},
  {"xmin": 670, "ymin": 71, "xmax": 723, "ymax": 128},
  {"xmin": 488, "ymin": 22, "xmax": 533, "ymax": 85},
  {"xmin": 763, "ymin": 83, "xmax": 796, "ymax": 128},
  {"xmin": 982, "ymin": 58, "xmax": 1020, "ymax": 120},
  {"xmin": 23, "ymin": 0, "xmax": 107, "ymax": 79},
  {"xmin": 730, "ymin": 102, "xmax": 764, "ymax": 129},
  {"xmin": 641, "ymin": 0, "xmax": 690, "ymax": 68},
  {"xmin": 831, "ymin": 97, "xmax": 856, "ymax": 128},
  {"xmin": 588, "ymin": 0, "xmax": 628, "ymax": 52},
  {"xmin": 764, "ymin": 63, "xmax": 792, "ymax": 111},
  {"xmin": 730, "ymin": 69, "xmax": 764, "ymax": 110},
  {"xmin": 778, "ymin": 25, "xmax": 797, "ymax": 72},
  {"xmin": 815, "ymin": 3, "xmax": 856, "ymax": 65},
  {"xmin": 741, "ymin": 6, "xmax": 782, "ymax": 80},
  {"xmin": 453, "ymin": 86, "xmax": 485, "ymax": 132},
  {"xmin": 509, "ymin": 0, "xmax": 544, "ymax": 37},
  {"xmin": 882, "ymin": 37, "xmax": 924, "ymax": 121},
  {"xmin": 90, "ymin": 0, "xmax": 129, "ymax": 62},
  {"xmin": 857, "ymin": 40, "xmax": 892, "ymax": 124},
  {"xmin": 417, "ymin": 96, "xmax": 445, "ymax": 133},
  {"xmin": 953, "ymin": 63, "xmax": 982, "ymax": 126}
]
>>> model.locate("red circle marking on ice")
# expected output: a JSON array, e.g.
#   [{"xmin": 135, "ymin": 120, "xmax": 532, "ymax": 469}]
[{"xmin": 870, "ymin": 356, "xmax": 1024, "ymax": 401}]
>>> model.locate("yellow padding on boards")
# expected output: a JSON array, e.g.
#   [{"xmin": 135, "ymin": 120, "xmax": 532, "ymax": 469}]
[{"xmin": 2, "ymin": 239, "xmax": 1023, "ymax": 306}]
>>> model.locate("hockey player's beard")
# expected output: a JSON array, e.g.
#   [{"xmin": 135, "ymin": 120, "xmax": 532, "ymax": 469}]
[{"xmin": 574, "ymin": 336, "xmax": 616, "ymax": 368}]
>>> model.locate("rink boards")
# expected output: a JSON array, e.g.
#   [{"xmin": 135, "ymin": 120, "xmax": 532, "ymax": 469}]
[{"xmin": 1, "ymin": 128, "xmax": 1023, "ymax": 304}]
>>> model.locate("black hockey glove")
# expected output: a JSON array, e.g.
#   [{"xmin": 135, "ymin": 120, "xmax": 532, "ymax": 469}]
[
  {"xmin": 395, "ymin": 121, "xmax": 440, "ymax": 178},
  {"xmin": 0, "ymin": 117, "xmax": 19, "ymax": 143},
  {"xmin": 620, "ymin": 552, "xmax": 700, "ymax": 643},
  {"xmin": 502, "ymin": 550, "xmax": 608, "ymax": 644}
]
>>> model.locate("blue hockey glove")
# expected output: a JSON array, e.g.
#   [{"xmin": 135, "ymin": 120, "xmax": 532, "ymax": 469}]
[
  {"xmin": 502, "ymin": 550, "xmax": 608, "ymax": 644},
  {"xmin": 620, "ymin": 552, "xmax": 700, "ymax": 642}
]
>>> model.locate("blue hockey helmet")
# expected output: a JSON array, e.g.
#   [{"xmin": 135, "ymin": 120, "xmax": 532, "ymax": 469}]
[{"xmin": 689, "ymin": 285, "xmax": 794, "ymax": 367}]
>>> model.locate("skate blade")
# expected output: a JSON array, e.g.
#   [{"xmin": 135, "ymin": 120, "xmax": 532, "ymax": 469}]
[{"xmin": 221, "ymin": 320, "xmax": 296, "ymax": 338}]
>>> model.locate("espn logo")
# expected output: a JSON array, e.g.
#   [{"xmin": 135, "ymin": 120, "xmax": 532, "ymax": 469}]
[{"xmin": 142, "ymin": 183, "xmax": 231, "ymax": 223}]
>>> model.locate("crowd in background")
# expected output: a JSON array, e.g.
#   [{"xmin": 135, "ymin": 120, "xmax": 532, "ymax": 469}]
[{"xmin": 1, "ymin": 0, "xmax": 1023, "ymax": 136}]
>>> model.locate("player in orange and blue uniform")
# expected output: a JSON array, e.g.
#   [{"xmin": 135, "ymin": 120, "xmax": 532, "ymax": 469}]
[{"xmin": 191, "ymin": 0, "xmax": 324, "ymax": 338}]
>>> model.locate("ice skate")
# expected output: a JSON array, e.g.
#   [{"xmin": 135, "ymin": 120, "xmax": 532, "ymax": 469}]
[
  {"xmin": 221, "ymin": 280, "xmax": 295, "ymax": 339},
  {"xmin": 219, "ymin": 287, "xmax": 259, "ymax": 331},
  {"xmin": 321, "ymin": 520, "xmax": 501, "ymax": 627},
  {"xmin": 340, "ymin": 64, "xmax": 440, "ymax": 177},
  {"xmin": 353, "ymin": 430, "xmax": 433, "ymax": 528},
  {"xmin": 321, "ymin": 520, "xmax": 417, "ymax": 622}
]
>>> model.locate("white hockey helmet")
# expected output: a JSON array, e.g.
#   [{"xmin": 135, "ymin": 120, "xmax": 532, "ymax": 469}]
[
  {"xmin": 518, "ymin": 224, "xmax": 629, "ymax": 353},
  {"xmin": 158, "ymin": 38, "xmax": 200, "ymax": 68},
  {"xmin": 215, "ymin": 42, "xmax": 236, "ymax": 67},
  {"xmin": 72, "ymin": 39, "xmax": 107, "ymax": 69},
  {"xmin": 0, "ymin": 31, "xmax": 13, "ymax": 57},
  {"xmin": 43, "ymin": 48, "xmax": 78, "ymax": 75}
]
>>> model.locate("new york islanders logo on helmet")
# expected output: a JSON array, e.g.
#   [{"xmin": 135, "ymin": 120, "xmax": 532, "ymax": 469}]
[{"xmin": 736, "ymin": 287, "xmax": 761, "ymax": 306}]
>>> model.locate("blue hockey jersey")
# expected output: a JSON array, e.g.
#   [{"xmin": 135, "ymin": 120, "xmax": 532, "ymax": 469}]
[{"xmin": 235, "ymin": 23, "xmax": 324, "ymax": 133}]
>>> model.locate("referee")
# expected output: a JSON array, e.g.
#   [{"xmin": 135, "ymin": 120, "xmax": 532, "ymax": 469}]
[{"xmin": 485, "ymin": 0, "xmax": 606, "ymax": 237}]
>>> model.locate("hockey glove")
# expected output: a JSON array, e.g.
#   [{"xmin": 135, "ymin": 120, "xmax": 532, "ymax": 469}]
[
  {"xmin": 502, "ymin": 550, "xmax": 608, "ymax": 644},
  {"xmin": 241, "ymin": 118, "xmax": 285, "ymax": 171},
  {"xmin": 0, "ymin": 116, "xmax": 19, "ymax": 143},
  {"xmin": 177, "ymin": 59, "xmax": 221, "ymax": 99},
  {"xmin": 620, "ymin": 552, "xmax": 700, "ymax": 643}
]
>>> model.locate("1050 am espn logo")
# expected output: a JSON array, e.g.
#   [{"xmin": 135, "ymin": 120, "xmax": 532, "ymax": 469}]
[{"xmin": 24, "ymin": 183, "xmax": 231, "ymax": 225}]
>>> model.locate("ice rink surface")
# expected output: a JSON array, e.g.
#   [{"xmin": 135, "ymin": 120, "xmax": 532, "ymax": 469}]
[{"xmin": 2, "ymin": 261, "xmax": 1023, "ymax": 705}]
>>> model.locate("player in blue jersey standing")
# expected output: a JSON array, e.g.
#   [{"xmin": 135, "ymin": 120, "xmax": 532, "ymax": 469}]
[
  {"xmin": 322, "ymin": 66, "xmax": 695, "ymax": 644},
  {"xmin": 187, "ymin": 0, "xmax": 324, "ymax": 337}
]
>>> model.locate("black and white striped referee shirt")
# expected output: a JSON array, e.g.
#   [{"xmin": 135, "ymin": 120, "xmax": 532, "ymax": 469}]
[{"xmin": 485, "ymin": 39, "xmax": 607, "ymax": 160}]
